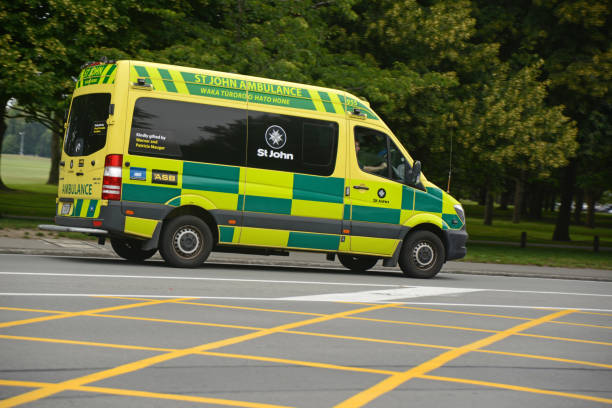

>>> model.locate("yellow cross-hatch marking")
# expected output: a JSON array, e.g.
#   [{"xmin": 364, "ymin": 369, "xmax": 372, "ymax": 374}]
[
  {"xmin": 99, "ymin": 297, "xmax": 612, "ymax": 332},
  {"xmin": 421, "ymin": 374, "xmax": 612, "ymax": 405},
  {"xmin": 0, "ymin": 380, "xmax": 293, "ymax": 408},
  {"xmin": 0, "ymin": 297, "xmax": 198, "ymax": 329},
  {"xmin": 0, "ymin": 302, "xmax": 401, "ymax": 407},
  {"xmin": 333, "ymin": 309, "xmax": 578, "ymax": 408}
]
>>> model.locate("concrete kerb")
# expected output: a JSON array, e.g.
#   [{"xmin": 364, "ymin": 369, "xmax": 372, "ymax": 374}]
[{"xmin": 0, "ymin": 236, "xmax": 610, "ymax": 282}]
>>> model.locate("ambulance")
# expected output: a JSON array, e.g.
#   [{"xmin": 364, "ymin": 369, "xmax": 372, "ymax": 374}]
[{"xmin": 40, "ymin": 60, "xmax": 467, "ymax": 278}]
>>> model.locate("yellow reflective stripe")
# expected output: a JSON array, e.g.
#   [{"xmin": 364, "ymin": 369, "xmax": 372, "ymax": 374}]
[
  {"xmin": 129, "ymin": 65, "xmax": 140, "ymax": 84},
  {"xmin": 101, "ymin": 64, "xmax": 113, "ymax": 77},
  {"xmin": 75, "ymin": 199, "xmax": 86, "ymax": 217},
  {"xmin": 308, "ymin": 90, "xmax": 326, "ymax": 113},
  {"xmin": 145, "ymin": 68, "xmax": 167, "ymax": 92},
  {"xmin": 168, "ymin": 69, "xmax": 190, "ymax": 95},
  {"xmin": 329, "ymin": 93, "xmax": 344, "ymax": 114}
]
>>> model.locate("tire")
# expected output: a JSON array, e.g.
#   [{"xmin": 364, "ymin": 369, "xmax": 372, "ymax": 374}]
[
  {"xmin": 399, "ymin": 230, "xmax": 445, "ymax": 279},
  {"xmin": 159, "ymin": 215, "xmax": 213, "ymax": 268},
  {"xmin": 338, "ymin": 254, "xmax": 379, "ymax": 272},
  {"xmin": 110, "ymin": 238, "xmax": 157, "ymax": 262}
]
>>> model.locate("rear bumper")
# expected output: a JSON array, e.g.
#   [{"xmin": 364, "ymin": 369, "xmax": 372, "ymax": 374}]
[
  {"xmin": 444, "ymin": 228, "xmax": 468, "ymax": 261},
  {"xmin": 55, "ymin": 201, "xmax": 125, "ymax": 234},
  {"xmin": 53, "ymin": 201, "xmax": 171, "ymax": 239}
]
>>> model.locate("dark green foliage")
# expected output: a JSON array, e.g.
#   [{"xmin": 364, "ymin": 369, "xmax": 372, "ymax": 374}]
[{"xmin": 1, "ymin": 0, "xmax": 607, "ymax": 233}]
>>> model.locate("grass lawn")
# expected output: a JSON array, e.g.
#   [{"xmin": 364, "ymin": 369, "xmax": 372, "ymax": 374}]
[
  {"xmin": 1, "ymin": 154, "xmax": 57, "ymax": 218},
  {"xmin": 463, "ymin": 243, "xmax": 612, "ymax": 269},
  {"xmin": 463, "ymin": 203, "xmax": 612, "ymax": 248}
]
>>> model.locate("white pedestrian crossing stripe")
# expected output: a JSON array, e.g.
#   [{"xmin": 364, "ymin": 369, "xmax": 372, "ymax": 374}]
[{"xmin": 279, "ymin": 286, "xmax": 482, "ymax": 302}]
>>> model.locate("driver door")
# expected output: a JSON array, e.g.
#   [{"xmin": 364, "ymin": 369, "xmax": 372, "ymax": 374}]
[{"xmin": 346, "ymin": 123, "xmax": 407, "ymax": 256}]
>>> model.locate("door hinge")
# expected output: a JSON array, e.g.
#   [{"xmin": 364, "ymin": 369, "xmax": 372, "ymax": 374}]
[{"xmin": 345, "ymin": 186, "xmax": 350, "ymax": 196}]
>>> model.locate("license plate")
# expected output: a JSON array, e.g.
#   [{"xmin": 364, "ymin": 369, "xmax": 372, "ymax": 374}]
[{"xmin": 61, "ymin": 203, "xmax": 72, "ymax": 215}]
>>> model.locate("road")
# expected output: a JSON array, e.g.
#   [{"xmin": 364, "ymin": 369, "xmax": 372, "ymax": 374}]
[{"xmin": 0, "ymin": 253, "xmax": 611, "ymax": 407}]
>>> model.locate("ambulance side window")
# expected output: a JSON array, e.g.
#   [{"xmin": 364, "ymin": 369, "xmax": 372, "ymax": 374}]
[
  {"xmin": 355, "ymin": 126, "xmax": 411, "ymax": 183},
  {"xmin": 129, "ymin": 97, "xmax": 246, "ymax": 166},
  {"xmin": 246, "ymin": 111, "xmax": 338, "ymax": 176},
  {"xmin": 354, "ymin": 127, "xmax": 389, "ymax": 178}
]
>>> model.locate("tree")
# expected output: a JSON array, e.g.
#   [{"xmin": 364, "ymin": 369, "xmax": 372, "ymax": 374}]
[
  {"xmin": 455, "ymin": 62, "xmax": 577, "ymax": 224},
  {"xmin": 1, "ymin": 0, "xmax": 200, "ymax": 185},
  {"xmin": 472, "ymin": 0, "xmax": 612, "ymax": 239}
]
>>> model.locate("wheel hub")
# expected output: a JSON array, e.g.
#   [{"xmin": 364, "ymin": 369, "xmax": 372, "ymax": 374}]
[
  {"xmin": 412, "ymin": 241, "xmax": 434, "ymax": 268},
  {"xmin": 174, "ymin": 227, "xmax": 201, "ymax": 257}
]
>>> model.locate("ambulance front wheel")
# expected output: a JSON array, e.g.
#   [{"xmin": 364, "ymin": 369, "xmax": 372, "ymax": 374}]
[
  {"xmin": 399, "ymin": 230, "xmax": 445, "ymax": 279},
  {"xmin": 110, "ymin": 238, "xmax": 157, "ymax": 262},
  {"xmin": 159, "ymin": 215, "xmax": 213, "ymax": 268},
  {"xmin": 338, "ymin": 254, "xmax": 379, "ymax": 272}
]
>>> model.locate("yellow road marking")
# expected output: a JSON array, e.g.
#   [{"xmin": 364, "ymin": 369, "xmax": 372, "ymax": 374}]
[
  {"xmin": 75, "ymin": 384, "xmax": 294, "ymax": 408},
  {"xmin": 100, "ymin": 296, "xmax": 325, "ymax": 317},
  {"xmin": 479, "ymin": 349, "xmax": 612, "ymax": 369},
  {"xmin": 551, "ymin": 320, "xmax": 612, "ymax": 330},
  {"xmin": 346, "ymin": 316, "xmax": 499, "ymax": 333},
  {"xmin": 391, "ymin": 304, "xmax": 532, "ymax": 320},
  {"xmin": 0, "ymin": 333, "xmax": 396, "ymax": 376},
  {"xmin": 0, "ymin": 379, "xmax": 293, "ymax": 408},
  {"xmin": 333, "ymin": 309, "xmax": 577, "ymax": 408},
  {"xmin": 0, "ymin": 307, "xmax": 64, "ymax": 314},
  {"xmin": 178, "ymin": 301, "xmax": 324, "ymax": 317},
  {"xmin": 0, "ymin": 334, "xmax": 172, "ymax": 353},
  {"xmin": 98, "ymin": 296, "xmax": 612, "ymax": 333},
  {"xmin": 516, "ymin": 332, "xmax": 612, "ymax": 346},
  {"xmin": 344, "ymin": 302, "xmax": 612, "ymax": 330},
  {"xmin": 3, "ymin": 302, "xmax": 608, "ymax": 348},
  {"xmin": 420, "ymin": 374, "xmax": 612, "ymax": 404},
  {"xmin": 96, "ymin": 298, "xmax": 504, "ymax": 333},
  {"xmin": 198, "ymin": 351, "xmax": 397, "ymax": 376},
  {"xmin": 579, "ymin": 311, "xmax": 612, "ymax": 317},
  {"xmin": 91, "ymin": 313, "xmax": 263, "ymax": 331},
  {"xmin": 101, "ymin": 297, "xmax": 612, "ymax": 332},
  {"xmin": 0, "ymin": 302, "xmax": 400, "ymax": 407},
  {"xmin": 285, "ymin": 330, "xmax": 455, "ymax": 350},
  {"xmin": 0, "ymin": 380, "xmax": 49, "ymax": 388},
  {"xmin": 0, "ymin": 297, "xmax": 196, "ymax": 329},
  {"xmin": 2, "ymin": 326, "xmax": 609, "ymax": 381}
]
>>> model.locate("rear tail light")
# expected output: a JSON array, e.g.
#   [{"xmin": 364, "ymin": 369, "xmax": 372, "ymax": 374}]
[{"xmin": 102, "ymin": 154, "xmax": 123, "ymax": 200}]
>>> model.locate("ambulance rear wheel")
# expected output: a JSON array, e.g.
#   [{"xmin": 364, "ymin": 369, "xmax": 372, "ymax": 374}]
[
  {"xmin": 110, "ymin": 238, "xmax": 157, "ymax": 262},
  {"xmin": 399, "ymin": 230, "xmax": 445, "ymax": 279},
  {"xmin": 159, "ymin": 215, "xmax": 213, "ymax": 268},
  {"xmin": 338, "ymin": 254, "xmax": 379, "ymax": 272}
]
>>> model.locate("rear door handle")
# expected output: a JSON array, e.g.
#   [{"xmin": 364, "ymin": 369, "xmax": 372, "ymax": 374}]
[
  {"xmin": 76, "ymin": 172, "xmax": 84, "ymax": 176},
  {"xmin": 353, "ymin": 185, "xmax": 369, "ymax": 190}
]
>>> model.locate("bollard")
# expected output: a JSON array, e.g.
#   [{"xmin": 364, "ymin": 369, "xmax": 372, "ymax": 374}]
[
  {"xmin": 594, "ymin": 236, "xmax": 600, "ymax": 252},
  {"xmin": 520, "ymin": 231, "xmax": 527, "ymax": 248}
]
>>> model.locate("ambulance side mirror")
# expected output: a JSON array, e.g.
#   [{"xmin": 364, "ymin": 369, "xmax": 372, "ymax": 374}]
[{"xmin": 405, "ymin": 160, "xmax": 421, "ymax": 186}]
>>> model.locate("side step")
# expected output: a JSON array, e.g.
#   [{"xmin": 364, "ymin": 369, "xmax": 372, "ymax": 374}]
[{"xmin": 214, "ymin": 246, "xmax": 290, "ymax": 257}]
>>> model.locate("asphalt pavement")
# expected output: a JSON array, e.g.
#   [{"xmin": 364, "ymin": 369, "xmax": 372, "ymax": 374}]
[
  {"xmin": 0, "ymin": 236, "xmax": 609, "ymax": 281},
  {"xmin": 1, "ymin": 253, "xmax": 611, "ymax": 407}
]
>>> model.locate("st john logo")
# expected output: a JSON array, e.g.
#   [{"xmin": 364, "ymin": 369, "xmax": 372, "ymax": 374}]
[{"xmin": 265, "ymin": 125, "xmax": 287, "ymax": 149}]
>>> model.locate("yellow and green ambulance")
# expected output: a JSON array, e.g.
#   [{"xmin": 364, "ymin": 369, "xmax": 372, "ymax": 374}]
[{"xmin": 41, "ymin": 60, "xmax": 467, "ymax": 278}]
